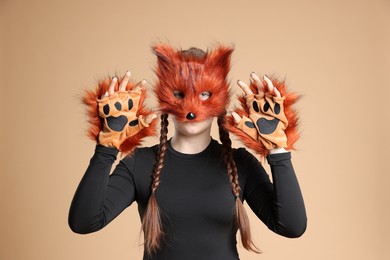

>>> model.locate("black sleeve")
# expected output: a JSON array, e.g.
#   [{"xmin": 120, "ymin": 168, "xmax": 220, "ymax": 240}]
[
  {"xmin": 243, "ymin": 152, "xmax": 307, "ymax": 238},
  {"xmin": 68, "ymin": 145, "xmax": 137, "ymax": 234}
]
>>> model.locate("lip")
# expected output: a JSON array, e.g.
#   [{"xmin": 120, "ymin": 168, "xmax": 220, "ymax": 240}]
[{"xmin": 257, "ymin": 118, "xmax": 280, "ymax": 135}]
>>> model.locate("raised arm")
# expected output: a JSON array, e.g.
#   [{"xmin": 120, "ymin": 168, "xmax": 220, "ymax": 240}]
[
  {"xmin": 229, "ymin": 72, "xmax": 306, "ymax": 237},
  {"xmin": 68, "ymin": 71, "xmax": 156, "ymax": 234}
]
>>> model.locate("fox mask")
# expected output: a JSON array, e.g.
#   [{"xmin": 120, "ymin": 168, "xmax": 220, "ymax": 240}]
[{"xmin": 153, "ymin": 44, "xmax": 233, "ymax": 122}]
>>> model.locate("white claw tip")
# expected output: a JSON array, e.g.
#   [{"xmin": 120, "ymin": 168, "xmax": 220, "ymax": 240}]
[{"xmin": 251, "ymin": 73, "xmax": 260, "ymax": 81}]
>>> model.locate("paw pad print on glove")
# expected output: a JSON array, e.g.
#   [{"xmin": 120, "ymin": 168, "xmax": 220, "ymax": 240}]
[
  {"xmin": 98, "ymin": 91, "xmax": 144, "ymax": 132},
  {"xmin": 243, "ymin": 92, "xmax": 288, "ymax": 148},
  {"xmin": 251, "ymin": 95, "xmax": 283, "ymax": 134}
]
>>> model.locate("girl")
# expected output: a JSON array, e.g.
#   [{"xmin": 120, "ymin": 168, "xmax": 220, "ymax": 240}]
[{"xmin": 68, "ymin": 44, "xmax": 307, "ymax": 260}]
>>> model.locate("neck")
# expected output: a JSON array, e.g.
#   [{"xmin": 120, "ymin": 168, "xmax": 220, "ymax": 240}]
[{"xmin": 171, "ymin": 132, "xmax": 212, "ymax": 154}]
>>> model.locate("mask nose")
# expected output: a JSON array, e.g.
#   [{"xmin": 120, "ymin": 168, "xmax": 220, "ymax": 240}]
[{"xmin": 186, "ymin": 112, "xmax": 196, "ymax": 120}]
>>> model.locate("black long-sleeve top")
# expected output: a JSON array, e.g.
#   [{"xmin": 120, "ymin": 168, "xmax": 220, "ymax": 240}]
[{"xmin": 68, "ymin": 139, "xmax": 306, "ymax": 260}]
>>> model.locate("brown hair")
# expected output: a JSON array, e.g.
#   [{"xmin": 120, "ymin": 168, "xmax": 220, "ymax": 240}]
[
  {"xmin": 218, "ymin": 112, "xmax": 260, "ymax": 253},
  {"xmin": 141, "ymin": 113, "xmax": 169, "ymax": 255},
  {"xmin": 141, "ymin": 112, "xmax": 260, "ymax": 255}
]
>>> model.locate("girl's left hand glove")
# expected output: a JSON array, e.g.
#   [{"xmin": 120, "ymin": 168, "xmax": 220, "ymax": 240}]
[{"xmin": 225, "ymin": 73, "xmax": 300, "ymax": 156}]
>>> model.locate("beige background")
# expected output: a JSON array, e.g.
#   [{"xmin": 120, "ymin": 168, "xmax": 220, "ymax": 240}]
[{"xmin": 1, "ymin": 0, "xmax": 389, "ymax": 259}]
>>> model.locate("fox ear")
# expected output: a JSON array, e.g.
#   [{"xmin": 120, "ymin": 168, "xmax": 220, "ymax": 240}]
[
  {"xmin": 152, "ymin": 44, "xmax": 179, "ymax": 76},
  {"xmin": 205, "ymin": 46, "xmax": 234, "ymax": 78}
]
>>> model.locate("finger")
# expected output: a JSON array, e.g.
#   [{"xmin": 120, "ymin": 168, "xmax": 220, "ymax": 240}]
[
  {"xmin": 119, "ymin": 71, "xmax": 131, "ymax": 91},
  {"xmin": 108, "ymin": 77, "xmax": 117, "ymax": 95},
  {"xmin": 231, "ymin": 111, "xmax": 242, "ymax": 124},
  {"xmin": 263, "ymin": 75, "xmax": 274, "ymax": 93},
  {"xmin": 263, "ymin": 75, "xmax": 281, "ymax": 97},
  {"xmin": 100, "ymin": 91, "xmax": 109, "ymax": 99},
  {"xmin": 250, "ymin": 72, "xmax": 264, "ymax": 92},
  {"xmin": 237, "ymin": 80, "xmax": 253, "ymax": 96},
  {"xmin": 273, "ymin": 86, "xmax": 281, "ymax": 97},
  {"xmin": 133, "ymin": 79, "xmax": 147, "ymax": 92},
  {"xmin": 145, "ymin": 113, "xmax": 157, "ymax": 124}
]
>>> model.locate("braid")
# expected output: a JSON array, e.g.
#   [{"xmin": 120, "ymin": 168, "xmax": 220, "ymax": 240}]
[
  {"xmin": 217, "ymin": 112, "xmax": 260, "ymax": 253},
  {"xmin": 151, "ymin": 113, "xmax": 169, "ymax": 192},
  {"xmin": 142, "ymin": 113, "xmax": 169, "ymax": 255}
]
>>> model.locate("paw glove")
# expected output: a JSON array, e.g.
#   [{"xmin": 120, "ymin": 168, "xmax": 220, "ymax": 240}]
[
  {"xmin": 83, "ymin": 77, "xmax": 156, "ymax": 154},
  {"xmin": 226, "ymin": 76, "xmax": 301, "ymax": 157}
]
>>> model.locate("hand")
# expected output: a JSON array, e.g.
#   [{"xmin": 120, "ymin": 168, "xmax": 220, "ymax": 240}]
[
  {"xmin": 97, "ymin": 71, "xmax": 157, "ymax": 149},
  {"xmin": 231, "ymin": 73, "xmax": 288, "ymax": 149}
]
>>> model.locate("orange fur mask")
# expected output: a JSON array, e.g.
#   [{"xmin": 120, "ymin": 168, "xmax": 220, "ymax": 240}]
[{"xmin": 153, "ymin": 44, "xmax": 233, "ymax": 121}]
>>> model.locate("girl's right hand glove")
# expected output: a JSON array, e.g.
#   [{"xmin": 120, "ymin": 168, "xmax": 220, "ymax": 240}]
[
  {"xmin": 83, "ymin": 71, "xmax": 157, "ymax": 154},
  {"xmin": 226, "ymin": 73, "xmax": 301, "ymax": 157}
]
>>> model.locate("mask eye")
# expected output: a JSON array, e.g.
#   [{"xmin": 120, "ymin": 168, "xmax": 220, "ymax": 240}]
[
  {"xmin": 199, "ymin": 91, "xmax": 211, "ymax": 101},
  {"xmin": 173, "ymin": 90, "xmax": 184, "ymax": 99}
]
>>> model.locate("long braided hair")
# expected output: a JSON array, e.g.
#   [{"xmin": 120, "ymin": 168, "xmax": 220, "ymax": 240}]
[
  {"xmin": 218, "ymin": 111, "xmax": 260, "ymax": 253},
  {"xmin": 141, "ymin": 113, "xmax": 169, "ymax": 255}
]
